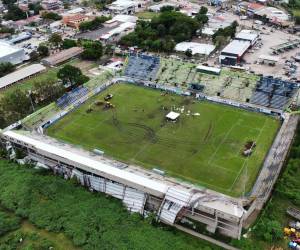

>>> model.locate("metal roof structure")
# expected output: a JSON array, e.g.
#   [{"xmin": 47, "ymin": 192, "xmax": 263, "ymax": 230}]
[
  {"xmin": 175, "ymin": 42, "xmax": 215, "ymax": 56},
  {"xmin": 196, "ymin": 65, "xmax": 221, "ymax": 75},
  {"xmin": 221, "ymin": 40, "xmax": 250, "ymax": 57},
  {"xmin": 0, "ymin": 64, "xmax": 46, "ymax": 90},
  {"xmin": 235, "ymin": 30, "xmax": 258, "ymax": 45},
  {"xmin": 3, "ymin": 130, "xmax": 168, "ymax": 197},
  {"xmin": 41, "ymin": 47, "xmax": 84, "ymax": 66},
  {"xmin": 2, "ymin": 129, "xmax": 245, "ymax": 219}
]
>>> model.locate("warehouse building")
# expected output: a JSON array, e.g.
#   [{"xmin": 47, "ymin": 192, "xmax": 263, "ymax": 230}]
[
  {"xmin": 41, "ymin": 47, "xmax": 84, "ymax": 66},
  {"xmin": 219, "ymin": 40, "xmax": 251, "ymax": 65},
  {"xmin": 235, "ymin": 30, "xmax": 258, "ymax": 46},
  {"xmin": 76, "ymin": 15, "xmax": 137, "ymax": 43},
  {"xmin": 175, "ymin": 42, "xmax": 215, "ymax": 56},
  {"xmin": 0, "ymin": 41, "xmax": 26, "ymax": 65},
  {"xmin": 107, "ymin": 0, "xmax": 137, "ymax": 15}
]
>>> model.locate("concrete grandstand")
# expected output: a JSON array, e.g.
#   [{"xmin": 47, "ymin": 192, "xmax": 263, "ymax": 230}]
[{"xmin": 0, "ymin": 53, "xmax": 299, "ymax": 241}]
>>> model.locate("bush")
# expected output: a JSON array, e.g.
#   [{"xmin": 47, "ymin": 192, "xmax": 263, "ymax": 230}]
[{"xmin": 0, "ymin": 160, "xmax": 217, "ymax": 249}]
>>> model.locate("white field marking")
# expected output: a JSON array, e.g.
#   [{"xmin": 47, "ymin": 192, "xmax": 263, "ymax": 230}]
[
  {"xmin": 228, "ymin": 117, "xmax": 268, "ymax": 191},
  {"xmin": 209, "ymin": 163, "xmax": 237, "ymax": 175},
  {"xmin": 208, "ymin": 117, "xmax": 241, "ymax": 165},
  {"xmin": 131, "ymin": 158, "xmax": 234, "ymax": 193}
]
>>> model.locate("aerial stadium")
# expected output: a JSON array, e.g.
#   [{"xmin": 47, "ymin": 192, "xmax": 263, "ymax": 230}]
[{"xmin": 1, "ymin": 53, "xmax": 299, "ymax": 240}]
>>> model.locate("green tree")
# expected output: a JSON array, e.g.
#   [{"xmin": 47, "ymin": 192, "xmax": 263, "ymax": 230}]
[
  {"xmin": 57, "ymin": 65, "xmax": 89, "ymax": 87},
  {"xmin": 81, "ymin": 40, "xmax": 102, "ymax": 60},
  {"xmin": 32, "ymin": 79, "xmax": 64, "ymax": 105},
  {"xmin": 3, "ymin": 5, "xmax": 27, "ymax": 21},
  {"xmin": 41, "ymin": 11, "xmax": 62, "ymax": 21},
  {"xmin": 49, "ymin": 33, "xmax": 62, "ymax": 48},
  {"xmin": 120, "ymin": 11, "xmax": 198, "ymax": 52},
  {"xmin": 37, "ymin": 44, "xmax": 49, "ymax": 57},
  {"xmin": 29, "ymin": 51, "xmax": 39, "ymax": 61},
  {"xmin": 62, "ymin": 39, "xmax": 77, "ymax": 49},
  {"xmin": 0, "ymin": 62, "xmax": 15, "ymax": 77},
  {"xmin": 28, "ymin": 2, "xmax": 43, "ymax": 15},
  {"xmin": 79, "ymin": 16, "xmax": 110, "ymax": 31},
  {"xmin": 160, "ymin": 5, "xmax": 175, "ymax": 12},
  {"xmin": 0, "ymin": 89, "xmax": 32, "ymax": 126}
]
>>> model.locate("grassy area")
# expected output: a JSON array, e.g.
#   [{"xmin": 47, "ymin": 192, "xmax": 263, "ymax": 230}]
[
  {"xmin": 0, "ymin": 160, "xmax": 219, "ymax": 250},
  {"xmin": 0, "ymin": 208, "xmax": 78, "ymax": 250},
  {"xmin": 156, "ymin": 58, "xmax": 259, "ymax": 102},
  {"xmin": 136, "ymin": 11, "xmax": 159, "ymax": 19},
  {"xmin": 231, "ymin": 120, "xmax": 300, "ymax": 250},
  {"xmin": 47, "ymin": 83, "xmax": 279, "ymax": 196},
  {"xmin": 0, "ymin": 59, "xmax": 97, "ymax": 98},
  {"xmin": 21, "ymin": 69, "xmax": 114, "ymax": 129}
]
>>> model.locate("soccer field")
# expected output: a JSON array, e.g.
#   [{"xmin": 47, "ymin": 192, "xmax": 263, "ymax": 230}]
[{"xmin": 47, "ymin": 84, "xmax": 280, "ymax": 196}]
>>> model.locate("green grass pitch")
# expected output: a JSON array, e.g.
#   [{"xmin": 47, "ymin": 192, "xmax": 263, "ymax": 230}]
[{"xmin": 47, "ymin": 84, "xmax": 280, "ymax": 196}]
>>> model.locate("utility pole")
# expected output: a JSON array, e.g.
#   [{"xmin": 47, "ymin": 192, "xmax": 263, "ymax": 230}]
[{"xmin": 28, "ymin": 90, "xmax": 35, "ymax": 112}]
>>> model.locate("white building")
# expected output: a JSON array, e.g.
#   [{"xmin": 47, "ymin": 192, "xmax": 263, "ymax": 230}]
[
  {"xmin": 235, "ymin": 30, "xmax": 259, "ymax": 46},
  {"xmin": 175, "ymin": 42, "xmax": 215, "ymax": 56},
  {"xmin": 100, "ymin": 22, "xmax": 136, "ymax": 44},
  {"xmin": 41, "ymin": 0, "xmax": 62, "ymax": 10},
  {"xmin": 107, "ymin": 0, "xmax": 140, "ymax": 15},
  {"xmin": 148, "ymin": 2, "xmax": 179, "ymax": 12},
  {"xmin": 0, "ymin": 41, "xmax": 26, "ymax": 65}
]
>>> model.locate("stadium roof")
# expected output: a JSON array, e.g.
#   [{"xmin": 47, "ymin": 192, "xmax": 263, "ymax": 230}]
[
  {"xmin": 3, "ymin": 129, "xmax": 245, "ymax": 218},
  {"xmin": 4, "ymin": 130, "xmax": 168, "ymax": 197},
  {"xmin": 41, "ymin": 47, "xmax": 84, "ymax": 66},
  {"xmin": 0, "ymin": 64, "xmax": 46, "ymax": 90},
  {"xmin": 175, "ymin": 42, "xmax": 215, "ymax": 56},
  {"xmin": 221, "ymin": 40, "xmax": 250, "ymax": 57}
]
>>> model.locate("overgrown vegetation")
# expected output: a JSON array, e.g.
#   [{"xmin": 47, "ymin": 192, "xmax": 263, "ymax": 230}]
[
  {"xmin": 212, "ymin": 21, "xmax": 238, "ymax": 48},
  {"xmin": 3, "ymin": 4, "xmax": 26, "ymax": 21},
  {"xmin": 120, "ymin": 11, "xmax": 200, "ymax": 52},
  {"xmin": 79, "ymin": 16, "xmax": 110, "ymax": 32},
  {"xmin": 0, "ymin": 210, "xmax": 21, "ymax": 237},
  {"xmin": 80, "ymin": 40, "xmax": 103, "ymax": 60},
  {"xmin": 41, "ymin": 11, "xmax": 62, "ymax": 21},
  {"xmin": 57, "ymin": 65, "xmax": 89, "ymax": 88},
  {"xmin": 0, "ymin": 160, "xmax": 218, "ymax": 250},
  {"xmin": 0, "ymin": 62, "xmax": 15, "ymax": 77}
]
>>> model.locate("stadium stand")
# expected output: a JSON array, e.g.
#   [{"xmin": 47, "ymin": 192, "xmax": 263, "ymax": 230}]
[
  {"xmin": 250, "ymin": 77, "xmax": 298, "ymax": 110},
  {"xmin": 124, "ymin": 54, "xmax": 160, "ymax": 81},
  {"xmin": 57, "ymin": 86, "xmax": 89, "ymax": 109}
]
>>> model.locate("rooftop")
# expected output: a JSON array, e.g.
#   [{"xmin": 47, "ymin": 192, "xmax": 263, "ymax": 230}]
[
  {"xmin": 175, "ymin": 42, "xmax": 215, "ymax": 56},
  {"xmin": 221, "ymin": 40, "xmax": 250, "ymax": 56},
  {"xmin": 166, "ymin": 111, "xmax": 180, "ymax": 120},
  {"xmin": 41, "ymin": 47, "xmax": 84, "ymax": 66},
  {"xmin": 0, "ymin": 64, "xmax": 46, "ymax": 90},
  {"xmin": 0, "ymin": 41, "xmax": 23, "ymax": 57},
  {"xmin": 235, "ymin": 30, "xmax": 258, "ymax": 43}
]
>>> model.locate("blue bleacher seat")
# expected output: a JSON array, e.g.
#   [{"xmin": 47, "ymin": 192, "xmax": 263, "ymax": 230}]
[
  {"xmin": 56, "ymin": 86, "xmax": 89, "ymax": 108},
  {"xmin": 250, "ymin": 77, "xmax": 299, "ymax": 110},
  {"xmin": 124, "ymin": 53, "xmax": 160, "ymax": 81}
]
